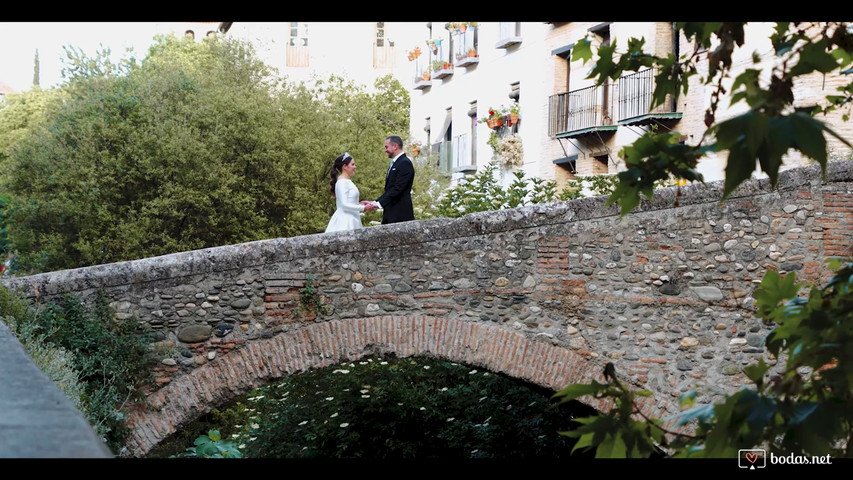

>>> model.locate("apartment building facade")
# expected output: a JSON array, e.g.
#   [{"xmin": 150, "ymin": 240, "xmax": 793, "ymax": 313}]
[
  {"xmin": 408, "ymin": 22, "xmax": 852, "ymax": 191},
  {"xmin": 219, "ymin": 22, "xmax": 423, "ymax": 94}
]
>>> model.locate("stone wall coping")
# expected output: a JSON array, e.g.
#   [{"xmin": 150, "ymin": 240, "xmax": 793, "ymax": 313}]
[{"xmin": 3, "ymin": 160, "xmax": 851, "ymax": 298}]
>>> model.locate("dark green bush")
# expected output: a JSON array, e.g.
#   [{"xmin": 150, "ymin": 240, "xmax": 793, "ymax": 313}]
[
  {"xmin": 20, "ymin": 292, "xmax": 152, "ymax": 452},
  {"xmin": 150, "ymin": 355, "xmax": 597, "ymax": 459}
]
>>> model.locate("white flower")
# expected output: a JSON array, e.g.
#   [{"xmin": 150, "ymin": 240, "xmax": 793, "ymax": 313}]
[
  {"xmin": 249, "ymin": 437, "xmax": 257, "ymax": 441},
  {"xmin": 238, "ymin": 444, "xmax": 246, "ymax": 449},
  {"xmin": 325, "ymin": 397, "xmax": 334, "ymax": 401},
  {"xmin": 362, "ymin": 395, "xmax": 370, "ymax": 398},
  {"xmin": 446, "ymin": 417, "xmax": 455, "ymax": 422},
  {"xmin": 423, "ymin": 365, "xmax": 431, "ymax": 369},
  {"xmin": 359, "ymin": 361, "xmax": 368, "ymax": 365},
  {"xmin": 439, "ymin": 387, "xmax": 448, "ymax": 392},
  {"xmin": 483, "ymin": 372, "xmax": 490, "ymax": 376},
  {"xmin": 469, "ymin": 369, "xmax": 478, "ymax": 374},
  {"xmin": 496, "ymin": 133, "xmax": 524, "ymax": 169},
  {"xmin": 397, "ymin": 403, "xmax": 404, "ymax": 406},
  {"xmin": 251, "ymin": 423, "xmax": 259, "ymax": 429},
  {"xmin": 331, "ymin": 412, "xmax": 339, "ymax": 418},
  {"xmin": 360, "ymin": 389, "xmax": 369, "ymax": 394},
  {"xmin": 332, "ymin": 369, "xmax": 350, "ymax": 374},
  {"xmin": 340, "ymin": 423, "xmax": 350, "ymax": 428},
  {"xmin": 420, "ymin": 407, "xmax": 426, "ymax": 411},
  {"xmin": 479, "ymin": 396, "xmax": 488, "ymax": 402},
  {"xmin": 298, "ymin": 420, "xmax": 308, "ymax": 426},
  {"xmin": 380, "ymin": 361, "xmax": 388, "ymax": 365},
  {"xmin": 231, "ymin": 434, "xmax": 239, "ymax": 439}
]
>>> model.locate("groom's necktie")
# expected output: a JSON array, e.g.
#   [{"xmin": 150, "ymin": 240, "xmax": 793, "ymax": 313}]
[{"xmin": 387, "ymin": 159, "xmax": 394, "ymax": 175}]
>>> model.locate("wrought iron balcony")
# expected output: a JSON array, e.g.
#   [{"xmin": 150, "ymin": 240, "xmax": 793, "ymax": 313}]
[
  {"xmin": 615, "ymin": 68, "xmax": 682, "ymax": 125},
  {"xmin": 548, "ymin": 84, "xmax": 616, "ymax": 138}
]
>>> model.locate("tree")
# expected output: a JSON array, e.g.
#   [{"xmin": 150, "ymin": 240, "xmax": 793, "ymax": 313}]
[
  {"xmin": 1, "ymin": 33, "xmax": 412, "ymax": 273},
  {"xmin": 553, "ymin": 22, "xmax": 853, "ymax": 459}
]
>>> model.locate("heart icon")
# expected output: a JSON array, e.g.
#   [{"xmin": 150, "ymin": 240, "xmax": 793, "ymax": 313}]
[{"xmin": 745, "ymin": 452, "xmax": 758, "ymax": 463}]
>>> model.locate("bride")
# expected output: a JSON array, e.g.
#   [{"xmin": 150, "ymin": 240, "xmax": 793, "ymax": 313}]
[{"xmin": 325, "ymin": 152, "xmax": 373, "ymax": 233}]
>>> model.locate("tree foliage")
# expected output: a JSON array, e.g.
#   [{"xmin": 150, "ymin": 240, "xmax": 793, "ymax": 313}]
[
  {"xmin": 0, "ymin": 33, "xmax": 410, "ymax": 273},
  {"xmin": 572, "ymin": 22, "xmax": 853, "ymax": 215}
]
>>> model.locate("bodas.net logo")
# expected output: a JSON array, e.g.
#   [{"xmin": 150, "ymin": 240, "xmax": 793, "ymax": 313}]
[{"xmin": 739, "ymin": 449, "xmax": 766, "ymax": 469}]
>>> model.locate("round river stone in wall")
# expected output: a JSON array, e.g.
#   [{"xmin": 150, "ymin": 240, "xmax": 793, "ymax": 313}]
[{"xmin": 177, "ymin": 324, "xmax": 213, "ymax": 343}]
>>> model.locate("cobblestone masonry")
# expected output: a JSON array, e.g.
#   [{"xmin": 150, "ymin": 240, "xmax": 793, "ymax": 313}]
[{"xmin": 3, "ymin": 161, "xmax": 851, "ymax": 457}]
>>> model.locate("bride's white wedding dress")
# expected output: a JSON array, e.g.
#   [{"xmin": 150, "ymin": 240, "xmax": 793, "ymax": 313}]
[{"xmin": 325, "ymin": 178, "xmax": 365, "ymax": 233}]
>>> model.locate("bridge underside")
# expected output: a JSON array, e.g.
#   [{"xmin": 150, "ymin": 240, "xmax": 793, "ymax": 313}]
[{"xmin": 124, "ymin": 315, "xmax": 675, "ymax": 457}]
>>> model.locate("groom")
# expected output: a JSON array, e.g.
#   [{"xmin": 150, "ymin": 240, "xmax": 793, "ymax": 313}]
[{"xmin": 364, "ymin": 135, "xmax": 415, "ymax": 224}]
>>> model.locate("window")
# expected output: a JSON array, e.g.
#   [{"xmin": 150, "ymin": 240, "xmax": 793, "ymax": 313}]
[
  {"xmin": 454, "ymin": 102, "xmax": 477, "ymax": 173},
  {"xmin": 592, "ymin": 154, "xmax": 610, "ymax": 174},
  {"xmin": 552, "ymin": 45, "xmax": 571, "ymax": 94},
  {"xmin": 287, "ymin": 22, "xmax": 309, "ymax": 67},
  {"xmin": 373, "ymin": 22, "xmax": 395, "ymax": 68},
  {"xmin": 496, "ymin": 22, "xmax": 522, "ymax": 48}
]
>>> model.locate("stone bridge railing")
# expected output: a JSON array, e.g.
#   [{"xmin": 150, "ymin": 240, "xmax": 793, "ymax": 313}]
[{"xmin": 3, "ymin": 161, "xmax": 851, "ymax": 457}]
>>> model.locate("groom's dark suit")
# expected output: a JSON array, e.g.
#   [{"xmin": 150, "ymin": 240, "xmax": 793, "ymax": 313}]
[{"xmin": 376, "ymin": 154, "xmax": 415, "ymax": 224}]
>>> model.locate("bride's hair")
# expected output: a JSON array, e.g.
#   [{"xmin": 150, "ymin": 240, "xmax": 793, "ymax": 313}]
[{"xmin": 329, "ymin": 152, "xmax": 353, "ymax": 197}]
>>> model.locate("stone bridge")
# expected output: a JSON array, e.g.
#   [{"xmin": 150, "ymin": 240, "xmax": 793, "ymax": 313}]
[{"xmin": 3, "ymin": 161, "xmax": 851, "ymax": 457}]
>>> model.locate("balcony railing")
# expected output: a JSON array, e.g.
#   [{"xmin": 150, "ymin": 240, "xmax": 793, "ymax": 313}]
[
  {"xmin": 615, "ymin": 68, "xmax": 681, "ymax": 125},
  {"xmin": 452, "ymin": 133, "xmax": 475, "ymax": 172},
  {"xmin": 452, "ymin": 28, "xmax": 479, "ymax": 67},
  {"xmin": 432, "ymin": 136, "xmax": 473, "ymax": 175},
  {"xmin": 429, "ymin": 40, "xmax": 453, "ymax": 80},
  {"xmin": 548, "ymin": 84, "xmax": 615, "ymax": 137},
  {"xmin": 435, "ymin": 140, "xmax": 453, "ymax": 175},
  {"xmin": 413, "ymin": 58, "xmax": 431, "ymax": 90}
]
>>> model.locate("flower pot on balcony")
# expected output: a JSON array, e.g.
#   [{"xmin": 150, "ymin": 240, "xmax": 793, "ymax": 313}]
[
  {"xmin": 467, "ymin": 48, "xmax": 477, "ymax": 58},
  {"xmin": 509, "ymin": 113, "xmax": 519, "ymax": 125},
  {"xmin": 422, "ymin": 72, "xmax": 430, "ymax": 81}
]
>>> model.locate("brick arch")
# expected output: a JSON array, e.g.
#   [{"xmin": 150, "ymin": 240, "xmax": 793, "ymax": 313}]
[{"xmin": 125, "ymin": 315, "xmax": 665, "ymax": 457}]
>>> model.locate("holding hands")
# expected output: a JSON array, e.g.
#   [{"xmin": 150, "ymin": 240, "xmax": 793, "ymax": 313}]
[{"xmin": 360, "ymin": 200, "xmax": 377, "ymax": 212}]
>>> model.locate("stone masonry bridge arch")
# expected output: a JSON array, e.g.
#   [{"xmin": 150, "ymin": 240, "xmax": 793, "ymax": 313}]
[{"xmin": 2, "ymin": 161, "xmax": 851, "ymax": 457}]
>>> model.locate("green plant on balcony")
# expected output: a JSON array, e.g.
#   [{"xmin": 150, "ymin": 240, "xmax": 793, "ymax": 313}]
[
  {"xmin": 487, "ymin": 130, "xmax": 500, "ymax": 151},
  {"xmin": 431, "ymin": 59, "xmax": 448, "ymax": 72},
  {"xmin": 507, "ymin": 102, "xmax": 520, "ymax": 125},
  {"xmin": 478, "ymin": 106, "xmax": 508, "ymax": 128}
]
